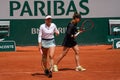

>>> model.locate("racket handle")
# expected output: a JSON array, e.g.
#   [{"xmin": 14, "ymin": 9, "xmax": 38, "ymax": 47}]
[
  {"xmin": 40, "ymin": 49, "xmax": 43, "ymax": 55},
  {"xmin": 74, "ymin": 31, "xmax": 80, "ymax": 37}
]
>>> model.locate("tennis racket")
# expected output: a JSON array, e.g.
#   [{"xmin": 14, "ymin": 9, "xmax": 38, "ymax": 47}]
[
  {"xmin": 40, "ymin": 49, "xmax": 43, "ymax": 55},
  {"xmin": 40, "ymin": 49, "xmax": 46, "ymax": 71},
  {"xmin": 40, "ymin": 49, "xmax": 50, "ymax": 73},
  {"xmin": 39, "ymin": 48, "xmax": 46, "ymax": 72},
  {"xmin": 41, "ymin": 52, "xmax": 52, "ymax": 78},
  {"xmin": 74, "ymin": 19, "xmax": 94, "ymax": 37}
]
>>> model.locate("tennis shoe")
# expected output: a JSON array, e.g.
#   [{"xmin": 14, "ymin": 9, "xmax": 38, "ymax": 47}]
[
  {"xmin": 48, "ymin": 71, "xmax": 52, "ymax": 78},
  {"xmin": 44, "ymin": 69, "xmax": 49, "ymax": 75},
  {"xmin": 53, "ymin": 65, "xmax": 58, "ymax": 72},
  {"xmin": 75, "ymin": 66, "xmax": 86, "ymax": 71}
]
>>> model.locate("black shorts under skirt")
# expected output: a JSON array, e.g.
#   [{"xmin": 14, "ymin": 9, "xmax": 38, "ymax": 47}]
[{"xmin": 62, "ymin": 37, "xmax": 77, "ymax": 47}]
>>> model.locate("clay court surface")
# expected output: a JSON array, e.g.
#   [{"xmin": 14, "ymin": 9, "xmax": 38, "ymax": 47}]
[{"xmin": 0, "ymin": 45, "xmax": 120, "ymax": 80}]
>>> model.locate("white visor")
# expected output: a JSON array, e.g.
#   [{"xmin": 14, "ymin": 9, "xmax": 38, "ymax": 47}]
[{"xmin": 45, "ymin": 15, "xmax": 52, "ymax": 19}]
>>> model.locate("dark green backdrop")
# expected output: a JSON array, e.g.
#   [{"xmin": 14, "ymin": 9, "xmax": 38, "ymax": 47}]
[{"xmin": 3, "ymin": 18, "xmax": 118, "ymax": 46}]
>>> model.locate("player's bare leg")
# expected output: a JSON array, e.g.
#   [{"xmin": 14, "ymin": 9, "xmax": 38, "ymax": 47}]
[
  {"xmin": 72, "ymin": 45, "xmax": 80, "ymax": 66},
  {"xmin": 49, "ymin": 46, "xmax": 55, "ymax": 71},
  {"xmin": 72, "ymin": 45, "xmax": 86, "ymax": 71},
  {"xmin": 48, "ymin": 46, "xmax": 55, "ymax": 78},
  {"xmin": 42, "ymin": 48, "xmax": 49, "ymax": 75},
  {"xmin": 54, "ymin": 47, "xmax": 69, "ymax": 72},
  {"xmin": 56, "ymin": 47, "xmax": 69, "ymax": 65}
]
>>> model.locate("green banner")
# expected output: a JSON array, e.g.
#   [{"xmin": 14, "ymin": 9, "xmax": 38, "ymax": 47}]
[{"xmin": 2, "ymin": 18, "xmax": 111, "ymax": 46}]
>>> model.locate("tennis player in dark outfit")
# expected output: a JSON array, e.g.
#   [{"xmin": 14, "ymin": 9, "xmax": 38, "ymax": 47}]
[
  {"xmin": 53, "ymin": 12, "xmax": 86, "ymax": 72},
  {"xmin": 62, "ymin": 23, "xmax": 78, "ymax": 47}
]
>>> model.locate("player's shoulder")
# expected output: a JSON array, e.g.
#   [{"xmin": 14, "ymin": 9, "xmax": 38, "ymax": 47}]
[
  {"xmin": 40, "ymin": 23, "xmax": 45, "ymax": 28},
  {"xmin": 68, "ymin": 23, "xmax": 74, "ymax": 27},
  {"xmin": 51, "ymin": 23, "xmax": 56, "ymax": 26},
  {"xmin": 51, "ymin": 23, "xmax": 56, "ymax": 27}
]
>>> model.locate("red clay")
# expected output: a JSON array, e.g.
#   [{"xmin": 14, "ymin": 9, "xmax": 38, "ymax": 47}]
[{"xmin": 0, "ymin": 45, "xmax": 120, "ymax": 80}]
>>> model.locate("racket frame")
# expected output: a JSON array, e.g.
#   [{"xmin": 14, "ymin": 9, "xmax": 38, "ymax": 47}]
[{"xmin": 73, "ymin": 19, "xmax": 94, "ymax": 37}]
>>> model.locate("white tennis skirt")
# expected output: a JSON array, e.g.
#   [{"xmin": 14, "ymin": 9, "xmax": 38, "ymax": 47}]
[{"xmin": 41, "ymin": 38, "xmax": 56, "ymax": 48}]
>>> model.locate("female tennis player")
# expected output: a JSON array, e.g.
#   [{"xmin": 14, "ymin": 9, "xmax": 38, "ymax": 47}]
[
  {"xmin": 53, "ymin": 12, "xmax": 86, "ymax": 72},
  {"xmin": 38, "ymin": 15, "xmax": 59, "ymax": 77}
]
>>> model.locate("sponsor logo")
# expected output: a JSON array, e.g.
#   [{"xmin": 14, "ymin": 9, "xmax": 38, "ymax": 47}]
[
  {"xmin": 116, "ymin": 41, "xmax": 120, "ymax": 48},
  {"xmin": 113, "ymin": 27, "xmax": 120, "ymax": 32},
  {"xmin": 9, "ymin": 0, "xmax": 89, "ymax": 18}
]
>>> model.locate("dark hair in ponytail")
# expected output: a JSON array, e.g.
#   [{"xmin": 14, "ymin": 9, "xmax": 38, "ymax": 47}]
[{"xmin": 73, "ymin": 12, "xmax": 81, "ymax": 19}]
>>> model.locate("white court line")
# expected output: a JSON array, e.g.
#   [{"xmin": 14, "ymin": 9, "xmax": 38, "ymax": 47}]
[
  {"xmin": 0, "ymin": 71, "xmax": 40, "ymax": 74},
  {"xmin": 92, "ymin": 71, "xmax": 119, "ymax": 73},
  {"xmin": 0, "ymin": 71, "xmax": 119, "ymax": 75}
]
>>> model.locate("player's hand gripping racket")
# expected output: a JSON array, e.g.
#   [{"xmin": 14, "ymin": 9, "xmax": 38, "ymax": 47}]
[{"xmin": 74, "ymin": 19, "xmax": 94, "ymax": 37}]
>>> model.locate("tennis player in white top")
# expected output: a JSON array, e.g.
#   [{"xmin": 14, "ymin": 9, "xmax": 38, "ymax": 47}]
[{"xmin": 38, "ymin": 15, "xmax": 59, "ymax": 78}]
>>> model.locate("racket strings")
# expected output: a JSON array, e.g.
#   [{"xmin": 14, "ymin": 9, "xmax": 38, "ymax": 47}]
[
  {"xmin": 80, "ymin": 20, "xmax": 94, "ymax": 31},
  {"xmin": 83, "ymin": 22, "xmax": 92, "ymax": 29}
]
